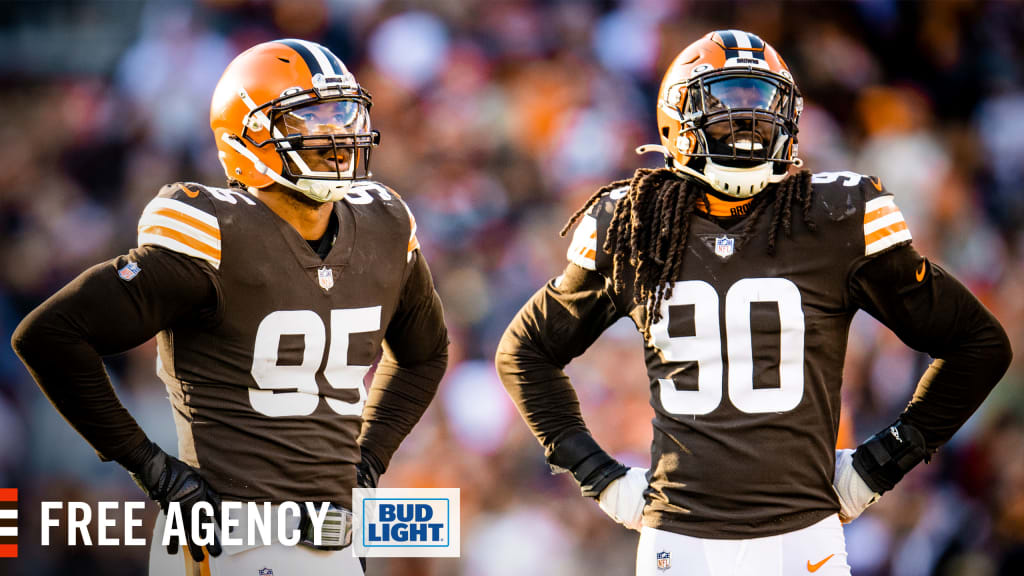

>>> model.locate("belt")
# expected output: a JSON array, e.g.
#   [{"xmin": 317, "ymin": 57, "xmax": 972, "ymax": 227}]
[
  {"xmin": 298, "ymin": 503, "xmax": 353, "ymax": 551},
  {"xmin": 219, "ymin": 502, "xmax": 353, "ymax": 554}
]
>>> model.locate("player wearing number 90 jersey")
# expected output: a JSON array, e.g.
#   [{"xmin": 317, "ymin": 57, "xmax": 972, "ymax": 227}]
[
  {"xmin": 496, "ymin": 30, "xmax": 1011, "ymax": 576},
  {"xmin": 13, "ymin": 39, "xmax": 447, "ymax": 574}
]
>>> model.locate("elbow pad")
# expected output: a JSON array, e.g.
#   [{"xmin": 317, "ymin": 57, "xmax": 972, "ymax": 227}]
[{"xmin": 851, "ymin": 419, "xmax": 930, "ymax": 494}]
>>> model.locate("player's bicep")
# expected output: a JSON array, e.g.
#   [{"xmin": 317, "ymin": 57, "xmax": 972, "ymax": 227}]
[
  {"xmin": 499, "ymin": 263, "xmax": 622, "ymax": 368},
  {"xmin": 382, "ymin": 251, "xmax": 447, "ymax": 365},
  {"xmin": 21, "ymin": 246, "xmax": 218, "ymax": 357},
  {"xmin": 848, "ymin": 244, "xmax": 992, "ymax": 357}
]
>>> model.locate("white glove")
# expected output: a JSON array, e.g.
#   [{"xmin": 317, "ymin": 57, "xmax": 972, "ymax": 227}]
[
  {"xmin": 833, "ymin": 449, "xmax": 880, "ymax": 523},
  {"xmin": 598, "ymin": 467, "xmax": 649, "ymax": 531}
]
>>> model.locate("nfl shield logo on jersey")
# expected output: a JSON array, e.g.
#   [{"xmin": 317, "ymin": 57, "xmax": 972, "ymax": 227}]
[
  {"xmin": 656, "ymin": 550, "xmax": 671, "ymax": 570},
  {"xmin": 117, "ymin": 261, "xmax": 141, "ymax": 281},
  {"xmin": 714, "ymin": 236, "xmax": 735, "ymax": 259},
  {"xmin": 258, "ymin": 569, "xmax": 273, "ymax": 576},
  {"xmin": 318, "ymin": 266, "xmax": 334, "ymax": 291}
]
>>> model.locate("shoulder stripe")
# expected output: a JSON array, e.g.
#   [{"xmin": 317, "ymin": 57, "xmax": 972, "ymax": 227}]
[
  {"xmin": 864, "ymin": 211, "xmax": 904, "ymax": 236},
  {"xmin": 398, "ymin": 198, "xmax": 420, "ymax": 262},
  {"xmin": 865, "ymin": 228, "xmax": 912, "ymax": 255},
  {"xmin": 147, "ymin": 208, "xmax": 220, "ymax": 240},
  {"xmin": 144, "ymin": 198, "xmax": 218, "ymax": 228},
  {"xmin": 566, "ymin": 214, "xmax": 598, "ymax": 270},
  {"xmin": 139, "ymin": 214, "xmax": 221, "ymax": 247},
  {"xmin": 608, "ymin": 185, "xmax": 629, "ymax": 201},
  {"xmin": 864, "ymin": 195, "xmax": 895, "ymax": 214},
  {"xmin": 138, "ymin": 196, "xmax": 221, "ymax": 268},
  {"xmin": 138, "ymin": 227, "xmax": 222, "ymax": 268},
  {"xmin": 863, "ymin": 195, "xmax": 911, "ymax": 256}
]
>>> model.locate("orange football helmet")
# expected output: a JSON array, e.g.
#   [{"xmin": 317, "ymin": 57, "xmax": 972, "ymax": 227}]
[
  {"xmin": 644, "ymin": 30, "xmax": 802, "ymax": 198},
  {"xmin": 210, "ymin": 39, "xmax": 379, "ymax": 203}
]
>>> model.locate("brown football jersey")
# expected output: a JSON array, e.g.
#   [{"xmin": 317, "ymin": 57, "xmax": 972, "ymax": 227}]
[
  {"xmin": 561, "ymin": 171, "xmax": 913, "ymax": 538},
  {"xmin": 137, "ymin": 181, "xmax": 422, "ymax": 507}
]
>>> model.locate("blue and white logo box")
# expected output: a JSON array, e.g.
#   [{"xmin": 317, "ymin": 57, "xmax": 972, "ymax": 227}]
[{"xmin": 352, "ymin": 488, "xmax": 460, "ymax": 558}]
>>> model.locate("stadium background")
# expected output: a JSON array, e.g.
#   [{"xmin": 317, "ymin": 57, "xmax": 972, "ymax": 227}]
[{"xmin": 1, "ymin": 1, "xmax": 1022, "ymax": 574}]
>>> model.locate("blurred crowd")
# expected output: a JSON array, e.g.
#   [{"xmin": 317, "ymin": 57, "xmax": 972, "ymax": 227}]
[{"xmin": 1, "ymin": 1, "xmax": 1023, "ymax": 575}]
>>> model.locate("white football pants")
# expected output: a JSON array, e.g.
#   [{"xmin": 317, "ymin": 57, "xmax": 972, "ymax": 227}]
[
  {"xmin": 148, "ymin": 509, "xmax": 363, "ymax": 576},
  {"xmin": 636, "ymin": 514, "xmax": 851, "ymax": 576}
]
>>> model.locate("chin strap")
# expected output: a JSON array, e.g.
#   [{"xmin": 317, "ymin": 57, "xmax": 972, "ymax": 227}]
[
  {"xmin": 221, "ymin": 133, "xmax": 349, "ymax": 202},
  {"xmin": 635, "ymin": 144, "xmax": 670, "ymax": 156},
  {"xmin": 635, "ymin": 144, "xmax": 801, "ymax": 199}
]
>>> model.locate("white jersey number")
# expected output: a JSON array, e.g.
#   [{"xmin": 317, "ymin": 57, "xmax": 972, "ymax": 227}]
[
  {"xmin": 249, "ymin": 307, "xmax": 381, "ymax": 417},
  {"xmin": 649, "ymin": 278, "xmax": 805, "ymax": 415}
]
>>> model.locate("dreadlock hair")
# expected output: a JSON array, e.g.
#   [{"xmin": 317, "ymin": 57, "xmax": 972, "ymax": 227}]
[{"xmin": 561, "ymin": 168, "xmax": 816, "ymax": 340}]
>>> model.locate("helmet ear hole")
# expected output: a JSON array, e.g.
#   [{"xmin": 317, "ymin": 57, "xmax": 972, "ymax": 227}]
[{"xmin": 662, "ymin": 127, "xmax": 670, "ymax": 138}]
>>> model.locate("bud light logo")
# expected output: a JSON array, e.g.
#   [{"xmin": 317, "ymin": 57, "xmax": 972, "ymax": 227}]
[{"xmin": 352, "ymin": 488, "xmax": 460, "ymax": 558}]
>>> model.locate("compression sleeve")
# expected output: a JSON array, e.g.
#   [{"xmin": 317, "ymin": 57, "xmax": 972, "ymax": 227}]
[
  {"xmin": 358, "ymin": 250, "xmax": 448, "ymax": 475},
  {"xmin": 848, "ymin": 244, "xmax": 1012, "ymax": 451},
  {"xmin": 11, "ymin": 246, "xmax": 219, "ymax": 464},
  {"xmin": 495, "ymin": 262, "xmax": 625, "ymax": 459}
]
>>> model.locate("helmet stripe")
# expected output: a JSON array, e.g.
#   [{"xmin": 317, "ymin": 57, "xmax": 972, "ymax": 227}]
[
  {"xmin": 278, "ymin": 38, "xmax": 325, "ymax": 75},
  {"xmin": 717, "ymin": 30, "xmax": 740, "ymax": 59},
  {"xmin": 294, "ymin": 39, "xmax": 337, "ymax": 75},
  {"xmin": 727, "ymin": 29, "xmax": 755, "ymax": 59},
  {"xmin": 746, "ymin": 32, "xmax": 765, "ymax": 51},
  {"xmin": 323, "ymin": 49, "xmax": 350, "ymax": 78}
]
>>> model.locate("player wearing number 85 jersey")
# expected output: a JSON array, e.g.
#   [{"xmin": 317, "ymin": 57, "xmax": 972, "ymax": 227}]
[
  {"xmin": 496, "ymin": 30, "xmax": 1011, "ymax": 575},
  {"xmin": 12, "ymin": 39, "xmax": 447, "ymax": 575}
]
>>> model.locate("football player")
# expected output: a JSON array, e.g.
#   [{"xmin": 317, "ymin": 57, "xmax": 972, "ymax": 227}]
[
  {"xmin": 12, "ymin": 39, "xmax": 448, "ymax": 575},
  {"xmin": 495, "ymin": 30, "xmax": 1011, "ymax": 575}
]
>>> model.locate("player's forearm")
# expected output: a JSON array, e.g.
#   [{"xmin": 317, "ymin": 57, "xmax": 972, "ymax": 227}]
[
  {"xmin": 849, "ymin": 248, "xmax": 1013, "ymax": 492},
  {"xmin": 358, "ymin": 251, "xmax": 450, "ymax": 472},
  {"xmin": 12, "ymin": 249, "xmax": 216, "ymax": 464},
  {"xmin": 495, "ymin": 329, "xmax": 589, "ymax": 448},
  {"xmin": 496, "ymin": 329, "xmax": 627, "ymax": 498},
  {"xmin": 358, "ymin": 350, "xmax": 448, "ymax": 472},
  {"xmin": 496, "ymin": 267, "xmax": 623, "ymax": 448},
  {"xmin": 900, "ymin": 304, "xmax": 1012, "ymax": 451}
]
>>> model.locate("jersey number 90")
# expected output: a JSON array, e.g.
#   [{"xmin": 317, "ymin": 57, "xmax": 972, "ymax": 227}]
[{"xmin": 649, "ymin": 278, "xmax": 804, "ymax": 415}]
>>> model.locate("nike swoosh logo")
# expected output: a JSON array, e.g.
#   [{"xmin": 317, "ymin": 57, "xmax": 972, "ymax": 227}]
[
  {"xmin": 179, "ymin": 183, "xmax": 199, "ymax": 198},
  {"xmin": 916, "ymin": 261, "xmax": 926, "ymax": 282},
  {"xmin": 807, "ymin": 554, "xmax": 834, "ymax": 573}
]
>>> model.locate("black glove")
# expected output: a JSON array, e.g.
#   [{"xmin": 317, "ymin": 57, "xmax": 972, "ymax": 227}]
[
  {"xmin": 852, "ymin": 419, "xmax": 931, "ymax": 494},
  {"xmin": 357, "ymin": 451, "xmax": 385, "ymax": 489},
  {"xmin": 121, "ymin": 440, "xmax": 222, "ymax": 561},
  {"xmin": 546, "ymin": 431, "xmax": 628, "ymax": 499}
]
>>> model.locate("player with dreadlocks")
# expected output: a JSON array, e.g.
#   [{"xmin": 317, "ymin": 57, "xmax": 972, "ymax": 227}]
[
  {"xmin": 496, "ymin": 31, "xmax": 1010, "ymax": 575},
  {"xmin": 561, "ymin": 167, "xmax": 815, "ymax": 340}
]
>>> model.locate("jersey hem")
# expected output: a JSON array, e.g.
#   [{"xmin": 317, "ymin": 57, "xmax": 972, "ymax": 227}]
[{"xmin": 642, "ymin": 507, "xmax": 837, "ymax": 540}]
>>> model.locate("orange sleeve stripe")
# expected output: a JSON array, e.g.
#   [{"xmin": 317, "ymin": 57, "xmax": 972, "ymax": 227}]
[
  {"xmin": 408, "ymin": 236, "xmax": 420, "ymax": 252},
  {"xmin": 0, "ymin": 488, "xmax": 16, "ymax": 501},
  {"xmin": 864, "ymin": 204, "xmax": 900, "ymax": 224},
  {"xmin": 183, "ymin": 549, "xmax": 212, "ymax": 576},
  {"xmin": 150, "ymin": 208, "xmax": 221, "ymax": 239},
  {"xmin": 864, "ymin": 221, "xmax": 908, "ymax": 245},
  {"xmin": 138, "ymin": 226, "xmax": 221, "ymax": 261}
]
